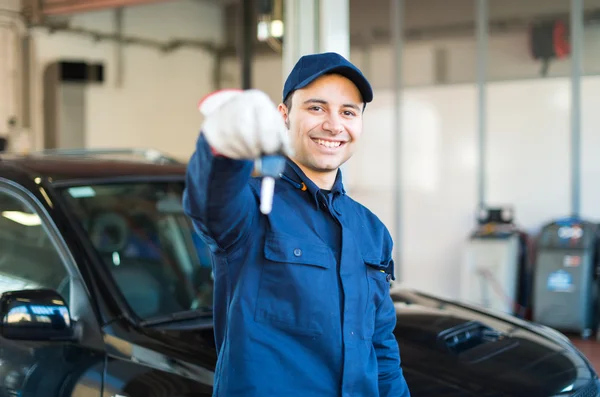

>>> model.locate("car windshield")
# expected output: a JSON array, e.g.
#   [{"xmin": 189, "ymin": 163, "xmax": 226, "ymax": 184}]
[{"xmin": 59, "ymin": 181, "xmax": 214, "ymax": 321}]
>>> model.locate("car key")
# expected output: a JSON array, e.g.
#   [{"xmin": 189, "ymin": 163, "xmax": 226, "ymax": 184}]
[{"xmin": 254, "ymin": 154, "xmax": 286, "ymax": 214}]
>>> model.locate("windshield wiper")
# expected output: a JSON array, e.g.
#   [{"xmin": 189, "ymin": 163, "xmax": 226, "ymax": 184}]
[{"xmin": 139, "ymin": 309, "xmax": 213, "ymax": 327}]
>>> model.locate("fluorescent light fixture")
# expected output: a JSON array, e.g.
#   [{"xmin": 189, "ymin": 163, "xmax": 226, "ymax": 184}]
[
  {"xmin": 271, "ymin": 20, "xmax": 284, "ymax": 38},
  {"xmin": 2, "ymin": 211, "xmax": 41, "ymax": 226},
  {"xmin": 257, "ymin": 20, "xmax": 270, "ymax": 41},
  {"xmin": 257, "ymin": 20, "xmax": 284, "ymax": 41}
]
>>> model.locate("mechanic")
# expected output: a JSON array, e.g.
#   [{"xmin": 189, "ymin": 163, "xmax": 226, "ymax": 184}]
[{"xmin": 183, "ymin": 52, "xmax": 411, "ymax": 397}]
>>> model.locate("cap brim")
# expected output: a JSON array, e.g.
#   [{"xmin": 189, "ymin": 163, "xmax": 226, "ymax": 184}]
[{"xmin": 294, "ymin": 65, "xmax": 373, "ymax": 103}]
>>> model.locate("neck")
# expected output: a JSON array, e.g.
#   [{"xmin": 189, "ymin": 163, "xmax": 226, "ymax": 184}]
[{"xmin": 293, "ymin": 160, "xmax": 338, "ymax": 190}]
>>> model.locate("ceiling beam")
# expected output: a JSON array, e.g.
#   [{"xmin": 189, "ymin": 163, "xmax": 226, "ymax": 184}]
[{"xmin": 32, "ymin": 0, "xmax": 175, "ymax": 16}]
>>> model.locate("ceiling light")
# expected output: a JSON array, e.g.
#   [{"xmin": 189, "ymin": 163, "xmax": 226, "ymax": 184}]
[
  {"xmin": 257, "ymin": 19, "xmax": 284, "ymax": 41},
  {"xmin": 271, "ymin": 20, "xmax": 284, "ymax": 38}
]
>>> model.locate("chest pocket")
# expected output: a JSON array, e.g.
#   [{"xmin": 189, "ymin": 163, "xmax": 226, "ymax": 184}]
[
  {"xmin": 254, "ymin": 232, "xmax": 335, "ymax": 337},
  {"xmin": 363, "ymin": 255, "xmax": 393, "ymax": 340}
]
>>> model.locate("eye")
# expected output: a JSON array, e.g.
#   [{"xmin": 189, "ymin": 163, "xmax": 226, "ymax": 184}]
[
  {"xmin": 309, "ymin": 106, "xmax": 323, "ymax": 112},
  {"xmin": 343, "ymin": 110, "xmax": 357, "ymax": 117}
]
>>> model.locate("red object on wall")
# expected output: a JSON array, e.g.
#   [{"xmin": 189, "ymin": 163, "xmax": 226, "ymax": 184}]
[
  {"xmin": 552, "ymin": 20, "xmax": 571, "ymax": 58},
  {"xmin": 529, "ymin": 19, "xmax": 572, "ymax": 76}
]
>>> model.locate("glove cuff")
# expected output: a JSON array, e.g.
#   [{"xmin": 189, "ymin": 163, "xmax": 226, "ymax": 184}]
[{"xmin": 210, "ymin": 146, "xmax": 224, "ymax": 157}]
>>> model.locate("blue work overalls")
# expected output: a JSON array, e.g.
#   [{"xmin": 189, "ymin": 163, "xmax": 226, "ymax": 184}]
[{"xmin": 183, "ymin": 134, "xmax": 411, "ymax": 397}]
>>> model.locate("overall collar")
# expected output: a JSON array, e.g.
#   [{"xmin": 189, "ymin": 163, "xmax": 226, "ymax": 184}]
[{"xmin": 279, "ymin": 158, "xmax": 346, "ymax": 210}]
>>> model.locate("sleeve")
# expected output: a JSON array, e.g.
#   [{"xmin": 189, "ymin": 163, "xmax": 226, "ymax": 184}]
[
  {"xmin": 182, "ymin": 131, "xmax": 259, "ymax": 252},
  {"xmin": 373, "ymin": 263, "xmax": 411, "ymax": 397}
]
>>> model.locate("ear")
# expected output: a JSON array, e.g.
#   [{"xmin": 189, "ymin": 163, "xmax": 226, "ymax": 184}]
[
  {"xmin": 277, "ymin": 103, "xmax": 287, "ymax": 118},
  {"xmin": 277, "ymin": 103, "xmax": 289, "ymax": 127}
]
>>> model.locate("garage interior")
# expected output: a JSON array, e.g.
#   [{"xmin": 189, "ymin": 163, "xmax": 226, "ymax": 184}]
[{"xmin": 3, "ymin": 0, "xmax": 600, "ymax": 393}]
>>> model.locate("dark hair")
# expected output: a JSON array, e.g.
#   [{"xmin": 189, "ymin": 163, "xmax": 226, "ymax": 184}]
[{"xmin": 283, "ymin": 94, "xmax": 293, "ymax": 112}]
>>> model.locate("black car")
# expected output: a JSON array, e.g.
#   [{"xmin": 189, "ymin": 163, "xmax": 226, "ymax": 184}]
[{"xmin": 0, "ymin": 149, "xmax": 597, "ymax": 397}]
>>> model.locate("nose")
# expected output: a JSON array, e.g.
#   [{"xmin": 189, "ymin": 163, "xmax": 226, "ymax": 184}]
[{"xmin": 322, "ymin": 113, "xmax": 344, "ymax": 135}]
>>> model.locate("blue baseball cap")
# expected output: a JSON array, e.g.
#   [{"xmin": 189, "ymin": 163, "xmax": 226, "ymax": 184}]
[{"xmin": 283, "ymin": 52, "xmax": 373, "ymax": 104}]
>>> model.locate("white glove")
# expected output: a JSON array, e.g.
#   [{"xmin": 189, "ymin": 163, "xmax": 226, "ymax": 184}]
[{"xmin": 198, "ymin": 89, "xmax": 293, "ymax": 159}]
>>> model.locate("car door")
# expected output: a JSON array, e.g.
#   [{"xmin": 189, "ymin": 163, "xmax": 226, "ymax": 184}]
[{"xmin": 0, "ymin": 179, "xmax": 105, "ymax": 397}]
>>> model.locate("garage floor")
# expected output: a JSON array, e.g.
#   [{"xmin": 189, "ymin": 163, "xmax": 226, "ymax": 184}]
[{"xmin": 571, "ymin": 338, "xmax": 600, "ymax": 371}]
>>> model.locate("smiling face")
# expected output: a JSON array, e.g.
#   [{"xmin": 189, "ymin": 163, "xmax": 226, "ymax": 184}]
[{"xmin": 278, "ymin": 73, "xmax": 364, "ymax": 188}]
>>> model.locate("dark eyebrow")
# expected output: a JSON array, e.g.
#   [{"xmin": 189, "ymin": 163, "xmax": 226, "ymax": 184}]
[
  {"xmin": 303, "ymin": 98, "xmax": 361, "ymax": 111},
  {"xmin": 303, "ymin": 98, "xmax": 328, "ymax": 106},
  {"xmin": 343, "ymin": 103, "xmax": 361, "ymax": 111}
]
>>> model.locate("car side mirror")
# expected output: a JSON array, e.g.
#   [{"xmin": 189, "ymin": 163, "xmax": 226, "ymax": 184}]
[{"xmin": 0, "ymin": 289, "xmax": 74, "ymax": 341}]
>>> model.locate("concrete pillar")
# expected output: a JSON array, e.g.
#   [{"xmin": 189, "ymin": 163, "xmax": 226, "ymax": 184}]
[
  {"xmin": 570, "ymin": 0, "xmax": 583, "ymax": 218},
  {"xmin": 318, "ymin": 0, "xmax": 350, "ymax": 59},
  {"xmin": 282, "ymin": 0, "xmax": 350, "ymax": 79}
]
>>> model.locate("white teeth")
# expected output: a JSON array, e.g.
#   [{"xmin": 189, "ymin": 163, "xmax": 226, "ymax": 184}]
[{"xmin": 315, "ymin": 139, "xmax": 341, "ymax": 148}]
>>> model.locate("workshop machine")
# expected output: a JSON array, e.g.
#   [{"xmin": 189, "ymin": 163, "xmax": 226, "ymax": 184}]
[
  {"xmin": 460, "ymin": 206, "xmax": 530, "ymax": 317},
  {"xmin": 532, "ymin": 217, "xmax": 600, "ymax": 339}
]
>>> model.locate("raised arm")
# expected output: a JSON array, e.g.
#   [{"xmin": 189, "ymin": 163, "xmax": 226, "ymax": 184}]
[
  {"xmin": 183, "ymin": 134, "xmax": 257, "ymax": 251},
  {"xmin": 182, "ymin": 89, "xmax": 292, "ymax": 251}
]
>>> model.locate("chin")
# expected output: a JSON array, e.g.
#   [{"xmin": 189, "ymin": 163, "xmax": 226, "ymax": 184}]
[{"xmin": 310, "ymin": 159, "xmax": 343, "ymax": 172}]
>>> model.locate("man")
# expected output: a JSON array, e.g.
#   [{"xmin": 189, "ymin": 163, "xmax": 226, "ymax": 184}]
[{"xmin": 183, "ymin": 52, "xmax": 410, "ymax": 397}]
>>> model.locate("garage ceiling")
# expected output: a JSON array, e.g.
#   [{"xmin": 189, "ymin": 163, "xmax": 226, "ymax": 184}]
[
  {"xmin": 18, "ymin": 0, "xmax": 600, "ymax": 56},
  {"xmin": 220, "ymin": 0, "xmax": 600, "ymax": 55}
]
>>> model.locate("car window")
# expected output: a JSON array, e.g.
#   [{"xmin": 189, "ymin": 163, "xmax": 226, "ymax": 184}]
[
  {"xmin": 0, "ymin": 187, "xmax": 71, "ymax": 304},
  {"xmin": 60, "ymin": 181, "xmax": 214, "ymax": 321}
]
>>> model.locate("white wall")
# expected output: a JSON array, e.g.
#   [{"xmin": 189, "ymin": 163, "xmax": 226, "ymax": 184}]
[
  {"xmin": 347, "ymin": 76, "xmax": 600, "ymax": 301},
  {"xmin": 28, "ymin": 0, "xmax": 223, "ymax": 159}
]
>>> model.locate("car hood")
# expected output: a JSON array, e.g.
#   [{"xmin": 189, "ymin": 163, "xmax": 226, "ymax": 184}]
[
  {"xmin": 130, "ymin": 287, "xmax": 597, "ymax": 397},
  {"xmin": 392, "ymin": 287, "xmax": 598, "ymax": 397}
]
